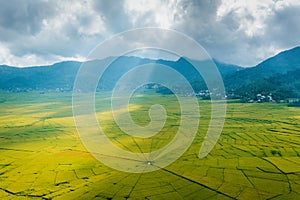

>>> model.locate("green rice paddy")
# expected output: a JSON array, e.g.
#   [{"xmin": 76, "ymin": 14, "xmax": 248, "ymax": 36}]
[{"xmin": 0, "ymin": 92, "xmax": 299, "ymax": 199}]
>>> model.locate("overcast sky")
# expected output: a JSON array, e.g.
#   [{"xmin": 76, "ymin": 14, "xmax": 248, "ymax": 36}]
[{"xmin": 0, "ymin": 0, "xmax": 300, "ymax": 67}]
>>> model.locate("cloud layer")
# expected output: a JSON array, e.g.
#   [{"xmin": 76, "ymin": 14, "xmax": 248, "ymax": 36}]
[{"xmin": 0, "ymin": 0, "xmax": 299, "ymax": 67}]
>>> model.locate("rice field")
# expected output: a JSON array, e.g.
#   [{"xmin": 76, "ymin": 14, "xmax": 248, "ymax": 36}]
[{"xmin": 0, "ymin": 92, "xmax": 299, "ymax": 199}]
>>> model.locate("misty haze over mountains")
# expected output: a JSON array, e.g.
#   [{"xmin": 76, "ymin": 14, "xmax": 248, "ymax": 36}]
[{"xmin": 0, "ymin": 46, "xmax": 299, "ymax": 102}]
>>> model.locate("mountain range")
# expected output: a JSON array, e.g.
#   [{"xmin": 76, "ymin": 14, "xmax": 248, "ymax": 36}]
[
  {"xmin": 0, "ymin": 56, "xmax": 242, "ymax": 92},
  {"xmin": 226, "ymin": 46, "xmax": 300, "ymax": 101},
  {"xmin": 0, "ymin": 46, "xmax": 299, "ymax": 101}
]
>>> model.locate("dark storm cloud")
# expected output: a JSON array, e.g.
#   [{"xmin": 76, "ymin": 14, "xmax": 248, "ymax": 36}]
[
  {"xmin": 93, "ymin": 0, "xmax": 132, "ymax": 32},
  {"xmin": 266, "ymin": 4, "xmax": 300, "ymax": 48},
  {"xmin": 0, "ymin": 0, "xmax": 300, "ymax": 67},
  {"xmin": 0, "ymin": 0, "xmax": 56, "ymax": 37},
  {"xmin": 170, "ymin": 0, "xmax": 300, "ymax": 66},
  {"xmin": 0, "ymin": 1, "xmax": 105, "ymax": 66},
  {"xmin": 172, "ymin": 0, "xmax": 250, "ymax": 65}
]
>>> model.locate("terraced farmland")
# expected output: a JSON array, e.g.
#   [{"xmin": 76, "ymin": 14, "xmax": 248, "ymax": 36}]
[{"xmin": 0, "ymin": 92, "xmax": 299, "ymax": 199}]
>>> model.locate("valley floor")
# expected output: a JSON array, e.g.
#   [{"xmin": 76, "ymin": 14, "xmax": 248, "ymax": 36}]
[{"xmin": 0, "ymin": 92, "xmax": 299, "ymax": 199}]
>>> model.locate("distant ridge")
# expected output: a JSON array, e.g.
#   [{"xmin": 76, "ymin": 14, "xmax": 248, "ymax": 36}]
[
  {"xmin": 225, "ymin": 46, "xmax": 300, "ymax": 88},
  {"xmin": 225, "ymin": 46, "xmax": 300, "ymax": 100},
  {"xmin": 0, "ymin": 56, "xmax": 241, "ymax": 92},
  {"xmin": 0, "ymin": 46, "xmax": 299, "ymax": 100}
]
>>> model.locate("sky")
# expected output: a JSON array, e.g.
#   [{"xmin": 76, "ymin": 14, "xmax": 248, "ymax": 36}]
[{"xmin": 0, "ymin": 0, "xmax": 300, "ymax": 67}]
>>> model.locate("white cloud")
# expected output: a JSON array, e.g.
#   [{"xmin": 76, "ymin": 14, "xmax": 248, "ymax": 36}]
[
  {"xmin": 275, "ymin": 0, "xmax": 300, "ymax": 10},
  {"xmin": 125, "ymin": 0, "xmax": 178, "ymax": 29},
  {"xmin": 217, "ymin": 0, "xmax": 274, "ymax": 37},
  {"xmin": 171, "ymin": 0, "xmax": 300, "ymax": 66},
  {"xmin": 0, "ymin": 0, "xmax": 300, "ymax": 67},
  {"xmin": 0, "ymin": 0, "xmax": 110, "ymax": 67},
  {"xmin": 0, "ymin": 42, "xmax": 86, "ymax": 67}
]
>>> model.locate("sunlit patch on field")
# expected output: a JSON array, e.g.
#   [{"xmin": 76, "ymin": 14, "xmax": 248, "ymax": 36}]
[{"xmin": 0, "ymin": 92, "xmax": 299, "ymax": 199}]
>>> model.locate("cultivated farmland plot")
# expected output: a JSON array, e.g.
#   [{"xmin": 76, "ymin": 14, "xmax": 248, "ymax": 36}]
[{"xmin": 0, "ymin": 92, "xmax": 299, "ymax": 199}]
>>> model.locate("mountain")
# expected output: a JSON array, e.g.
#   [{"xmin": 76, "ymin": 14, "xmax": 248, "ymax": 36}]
[
  {"xmin": 225, "ymin": 46, "xmax": 300, "ymax": 89},
  {"xmin": 0, "ymin": 61, "xmax": 81, "ymax": 91},
  {"xmin": 233, "ymin": 68, "xmax": 300, "ymax": 101},
  {"xmin": 224, "ymin": 46, "xmax": 300, "ymax": 101},
  {"xmin": 0, "ymin": 46, "xmax": 299, "ymax": 101},
  {"xmin": 0, "ymin": 56, "xmax": 242, "ymax": 92}
]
